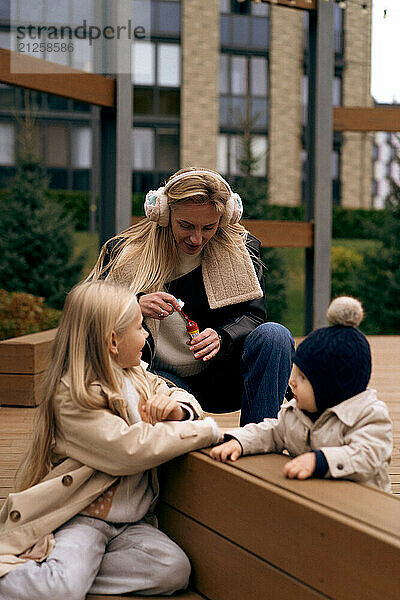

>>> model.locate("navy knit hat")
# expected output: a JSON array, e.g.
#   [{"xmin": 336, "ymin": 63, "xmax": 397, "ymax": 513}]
[{"xmin": 293, "ymin": 297, "xmax": 371, "ymax": 412}]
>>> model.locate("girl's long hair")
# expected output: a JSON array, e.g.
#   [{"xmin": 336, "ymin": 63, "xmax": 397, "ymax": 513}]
[
  {"xmin": 87, "ymin": 167, "xmax": 248, "ymax": 292},
  {"xmin": 16, "ymin": 281, "xmax": 153, "ymax": 491}
]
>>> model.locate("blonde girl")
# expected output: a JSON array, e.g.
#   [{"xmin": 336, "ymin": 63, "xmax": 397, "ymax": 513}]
[
  {"xmin": 0, "ymin": 280, "xmax": 219, "ymax": 600},
  {"xmin": 89, "ymin": 167, "xmax": 294, "ymax": 425}
]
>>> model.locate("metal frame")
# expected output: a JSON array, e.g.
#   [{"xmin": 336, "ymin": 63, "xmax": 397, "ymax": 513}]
[{"xmin": 305, "ymin": 0, "xmax": 334, "ymax": 331}]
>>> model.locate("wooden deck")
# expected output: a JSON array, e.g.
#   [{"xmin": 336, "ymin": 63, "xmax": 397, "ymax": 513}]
[{"xmin": 0, "ymin": 336, "xmax": 399, "ymax": 502}]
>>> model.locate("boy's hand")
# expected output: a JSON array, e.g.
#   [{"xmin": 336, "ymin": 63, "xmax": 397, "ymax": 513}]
[
  {"xmin": 140, "ymin": 394, "xmax": 185, "ymax": 424},
  {"xmin": 210, "ymin": 439, "xmax": 243, "ymax": 462},
  {"xmin": 283, "ymin": 452, "xmax": 316, "ymax": 480}
]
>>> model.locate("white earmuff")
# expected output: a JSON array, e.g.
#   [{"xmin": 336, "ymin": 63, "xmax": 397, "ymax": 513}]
[{"xmin": 143, "ymin": 171, "xmax": 243, "ymax": 227}]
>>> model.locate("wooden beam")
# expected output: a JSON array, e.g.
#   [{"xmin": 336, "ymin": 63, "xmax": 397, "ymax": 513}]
[
  {"xmin": 0, "ymin": 48, "xmax": 115, "ymax": 107},
  {"xmin": 243, "ymin": 219, "xmax": 313, "ymax": 248},
  {"xmin": 131, "ymin": 217, "xmax": 314, "ymax": 248},
  {"xmin": 334, "ymin": 107, "xmax": 400, "ymax": 132},
  {"xmin": 259, "ymin": 0, "xmax": 316, "ymax": 9}
]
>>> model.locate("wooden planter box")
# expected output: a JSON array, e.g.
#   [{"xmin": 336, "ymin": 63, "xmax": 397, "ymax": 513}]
[{"xmin": 0, "ymin": 329, "xmax": 57, "ymax": 406}]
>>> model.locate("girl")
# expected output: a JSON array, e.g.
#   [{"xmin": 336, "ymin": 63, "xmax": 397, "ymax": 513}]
[
  {"xmin": 0, "ymin": 280, "xmax": 220, "ymax": 600},
  {"xmin": 89, "ymin": 167, "xmax": 294, "ymax": 424},
  {"xmin": 211, "ymin": 297, "xmax": 392, "ymax": 492}
]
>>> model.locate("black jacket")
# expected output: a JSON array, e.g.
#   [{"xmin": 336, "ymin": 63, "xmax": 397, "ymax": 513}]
[{"xmin": 102, "ymin": 234, "xmax": 266, "ymax": 411}]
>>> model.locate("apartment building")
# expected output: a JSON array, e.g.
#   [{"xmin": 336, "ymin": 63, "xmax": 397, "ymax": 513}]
[{"xmin": 0, "ymin": 0, "xmax": 374, "ymax": 208}]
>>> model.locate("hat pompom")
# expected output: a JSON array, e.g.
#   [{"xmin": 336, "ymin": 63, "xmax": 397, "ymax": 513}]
[{"xmin": 326, "ymin": 296, "xmax": 364, "ymax": 327}]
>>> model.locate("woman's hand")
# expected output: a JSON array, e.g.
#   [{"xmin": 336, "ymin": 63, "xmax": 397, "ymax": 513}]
[
  {"xmin": 283, "ymin": 452, "xmax": 316, "ymax": 480},
  {"xmin": 189, "ymin": 328, "xmax": 221, "ymax": 361},
  {"xmin": 139, "ymin": 393, "xmax": 185, "ymax": 424},
  {"xmin": 138, "ymin": 292, "xmax": 182, "ymax": 320},
  {"xmin": 210, "ymin": 439, "xmax": 243, "ymax": 462}
]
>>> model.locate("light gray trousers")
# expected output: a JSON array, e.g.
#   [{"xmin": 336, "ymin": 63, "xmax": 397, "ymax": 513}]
[{"xmin": 0, "ymin": 515, "xmax": 191, "ymax": 600}]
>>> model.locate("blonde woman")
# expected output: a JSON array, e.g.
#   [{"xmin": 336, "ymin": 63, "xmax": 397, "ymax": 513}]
[
  {"xmin": 90, "ymin": 167, "xmax": 295, "ymax": 425},
  {"xmin": 0, "ymin": 281, "xmax": 220, "ymax": 599}
]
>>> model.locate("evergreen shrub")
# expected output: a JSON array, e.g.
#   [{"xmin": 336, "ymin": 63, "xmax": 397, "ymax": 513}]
[
  {"xmin": 0, "ymin": 289, "xmax": 60, "ymax": 340},
  {"xmin": 0, "ymin": 158, "xmax": 86, "ymax": 309}
]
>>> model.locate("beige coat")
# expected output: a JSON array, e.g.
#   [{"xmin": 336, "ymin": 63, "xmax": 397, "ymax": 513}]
[
  {"xmin": 229, "ymin": 388, "xmax": 392, "ymax": 492},
  {"xmin": 0, "ymin": 366, "xmax": 218, "ymax": 576}
]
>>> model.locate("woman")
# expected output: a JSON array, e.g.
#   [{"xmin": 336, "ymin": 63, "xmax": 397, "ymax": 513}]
[{"xmin": 89, "ymin": 167, "xmax": 294, "ymax": 424}]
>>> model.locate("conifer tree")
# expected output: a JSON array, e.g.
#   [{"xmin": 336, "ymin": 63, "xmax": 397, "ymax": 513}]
[
  {"xmin": 0, "ymin": 102, "xmax": 85, "ymax": 309},
  {"xmin": 233, "ymin": 121, "xmax": 287, "ymax": 323}
]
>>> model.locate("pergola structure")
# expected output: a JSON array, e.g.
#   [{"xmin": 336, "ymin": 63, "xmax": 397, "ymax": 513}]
[{"xmin": 1, "ymin": 0, "xmax": 400, "ymax": 331}]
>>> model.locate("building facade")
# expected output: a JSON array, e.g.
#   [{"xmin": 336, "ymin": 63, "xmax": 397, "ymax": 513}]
[{"xmin": 0, "ymin": 0, "xmax": 375, "ymax": 209}]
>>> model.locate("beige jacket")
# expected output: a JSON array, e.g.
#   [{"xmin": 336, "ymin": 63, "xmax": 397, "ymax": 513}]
[
  {"xmin": 0, "ymin": 366, "xmax": 218, "ymax": 576},
  {"xmin": 229, "ymin": 388, "xmax": 392, "ymax": 492}
]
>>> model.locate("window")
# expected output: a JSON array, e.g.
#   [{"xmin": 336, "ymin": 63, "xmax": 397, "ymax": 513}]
[
  {"xmin": 157, "ymin": 43, "xmax": 180, "ymax": 87},
  {"xmin": 231, "ymin": 56, "xmax": 247, "ymax": 95},
  {"xmin": 220, "ymin": 11, "xmax": 269, "ymax": 50},
  {"xmin": 153, "ymin": 1, "xmax": 181, "ymax": 36},
  {"xmin": 0, "ymin": 122, "xmax": 14, "ymax": 165},
  {"xmin": 132, "ymin": 127, "xmax": 154, "ymax": 170},
  {"xmin": 158, "ymin": 129, "xmax": 179, "ymax": 171},
  {"xmin": 219, "ymin": 53, "xmax": 268, "ymax": 129},
  {"xmin": 46, "ymin": 125, "xmax": 68, "ymax": 167},
  {"xmin": 333, "ymin": 76, "xmax": 341, "ymax": 107},
  {"xmin": 132, "ymin": 41, "xmax": 155, "ymax": 85},
  {"xmin": 0, "ymin": 84, "xmax": 15, "ymax": 107},
  {"xmin": 218, "ymin": 133, "xmax": 267, "ymax": 177},
  {"xmin": 71, "ymin": 127, "xmax": 92, "ymax": 169},
  {"xmin": 250, "ymin": 56, "xmax": 267, "ymax": 96},
  {"xmin": 132, "ymin": 41, "xmax": 180, "ymax": 87}
]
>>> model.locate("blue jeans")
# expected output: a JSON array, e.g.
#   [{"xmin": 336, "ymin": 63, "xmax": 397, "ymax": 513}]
[
  {"xmin": 156, "ymin": 322, "xmax": 295, "ymax": 425},
  {"xmin": 239, "ymin": 322, "xmax": 295, "ymax": 425}
]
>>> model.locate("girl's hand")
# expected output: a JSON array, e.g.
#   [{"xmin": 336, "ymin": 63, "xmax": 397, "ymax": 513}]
[
  {"xmin": 140, "ymin": 394, "xmax": 185, "ymax": 424},
  {"xmin": 283, "ymin": 452, "xmax": 316, "ymax": 480},
  {"xmin": 138, "ymin": 292, "xmax": 182, "ymax": 320},
  {"xmin": 210, "ymin": 439, "xmax": 242, "ymax": 462},
  {"xmin": 189, "ymin": 328, "xmax": 221, "ymax": 361}
]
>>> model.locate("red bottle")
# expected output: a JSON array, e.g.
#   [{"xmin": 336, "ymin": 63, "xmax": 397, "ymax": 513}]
[{"xmin": 186, "ymin": 319, "xmax": 200, "ymax": 340}]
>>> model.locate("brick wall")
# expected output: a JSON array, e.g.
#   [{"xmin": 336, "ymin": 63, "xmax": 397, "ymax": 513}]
[
  {"xmin": 341, "ymin": 4, "xmax": 373, "ymax": 208},
  {"xmin": 268, "ymin": 5, "xmax": 303, "ymax": 206},
  {"xmin": 181, "ymin": 0, "xmax": 219, "ymax": 169}
]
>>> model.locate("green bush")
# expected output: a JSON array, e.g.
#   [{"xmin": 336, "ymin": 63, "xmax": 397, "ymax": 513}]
[
  {"xmin": 133, "ymin": 192, "xmax": 145, "ymax": 216},
  {"xmin": 331, "ymin": 246, "xmax": 364, "ymax": 299},
  {"xmin": 0, "ymin": 289, "xmax": 60, "ymax": 340},
  {"xmin": 48, "ymin": 189, "xmax": 91, "ymax": 230},
  {"xmin": 261, "ymin": 248, "xmax": 288, "ymax": 324},
  {"xmin": 332, "ymin": 206, "xmax": 390, "ymax": 240}
]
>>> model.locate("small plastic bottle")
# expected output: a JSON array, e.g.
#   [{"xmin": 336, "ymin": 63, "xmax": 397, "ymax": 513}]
[{"xmin": 186, "ymin": 319, "xmax": 200, "ymax": 340}]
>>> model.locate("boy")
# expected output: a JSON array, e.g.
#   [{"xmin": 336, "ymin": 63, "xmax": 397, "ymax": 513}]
[{"xmin": 211, "ymin": 297, "xmax": 393, "ymax": 492}]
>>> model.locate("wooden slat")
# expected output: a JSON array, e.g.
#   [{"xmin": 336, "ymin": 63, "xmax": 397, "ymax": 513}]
[
  {"xmin": 131, "ymin": 216, "xmax": 314, "ymax": 249},
  {"xmin": 260, "ymin": 0, "xmax": 316, "ymax": 9},
  {"xmin": 0, "ymin": 48, "xmax": 115, "ymax": 107},
  {"xmin": 243, "ymin": 219, "xmax": 313, "ymax": 248},
  {"xmin": 209, "ymin": 450, "xmax": 400, "ymax": 533},
  {"xmin": 159, "ymin": 504, "xmax": 329, "ymax": 600},
  {"xmin": 334, "ymin": 107, "xmax": 400, "ymax": 132},
  {"xmin": 0, "ymin": 329, "xmax": 56, "ymax": 374},
  {"xmin": 159, "ymin": 453, "xmax": 400, "ymax": 600}
]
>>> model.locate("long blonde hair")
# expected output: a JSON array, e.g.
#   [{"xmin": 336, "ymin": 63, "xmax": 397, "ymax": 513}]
[
  {"xmin": 16, "ymin": 281, "xmax": 154, "ymax": 491},
  {"xmin": 88, "ymin": 167, "xmax": 248, "ymax": 293}
]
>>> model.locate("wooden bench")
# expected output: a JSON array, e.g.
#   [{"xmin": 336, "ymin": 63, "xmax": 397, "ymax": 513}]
[
  {"xmin": 1, "ymin": 330, "xmax": 400, "ymax": 599},
  {"xmin": 158, "ymin": 451, "xmax": 400, "ymax": 600},
  {"xmin": 0, "ymin": 329, "xmax": 56, "ymax": 406}
]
